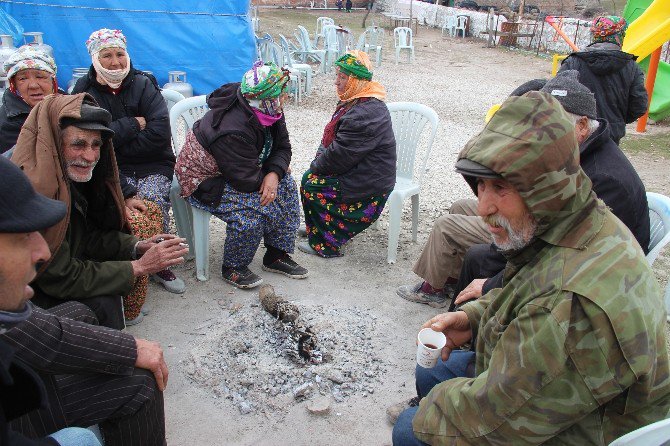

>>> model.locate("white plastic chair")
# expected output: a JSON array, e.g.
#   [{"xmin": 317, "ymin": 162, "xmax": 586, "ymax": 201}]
[
  {"xmin": 279, "ymin": 33, "xmax": 314, "ymax": 96},
  {"xmin": 169, "ymin": 95, "xmax": 210, "ymax": 280},
  {"xmin": 294, "ymin": 25, "xmax": 326, "ymax": 73},
  {"xmin": 646, "ymin": 192, "xmax": 670, "ymax": 323},
  {"xmin": 161, "ymin": 89, "xmax": 185, "ymax": 114},
  {"xmin": 455, "ymin": 15, "xmax": 468, "ymax": 38},
  {"xmin": 393, "ymin": 27, "xmax": 415, "ymax": 64},
  {"xmin": 257, "ymin": 38, "xmax": 304, "ymax": 104},
  {"xmin": 442, "ymin": 15, "xmax": 457, "ymax": 37},
  {"xmin": 384, "ymin": 102, "xmax": 439, "ymax": 264},
  {"xmin": 609, "ymin": 417, "xmax": 670, "ymax": 445},
  {"xmin": 322, "ymin": 24, "xmax": 341, "ymax": 72},
  {"xmin": 356, "ymin": 26, "xmax": 384, "ymax": 67},
  {"xmin": 314, "ymin": 16, "xmax": 335, "ymax": 47}
]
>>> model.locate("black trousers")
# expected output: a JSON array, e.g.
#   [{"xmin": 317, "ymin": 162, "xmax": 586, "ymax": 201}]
[
  {"xmin": 449, "ymin": 243, "xmax": 506, "ymax": 311},
  {"xmin": 32, "ymin": 289, "xmax": 125, "ymax": 330},
  {"xmin": 10, "ymin": 303, "xmax": 166, "ymax": 446}
]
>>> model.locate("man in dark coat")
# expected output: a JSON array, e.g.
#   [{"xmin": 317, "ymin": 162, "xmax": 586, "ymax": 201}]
[
  {"xmin": 559, "ymin": 15, "xmax": 648, "ymax": 144},
  {"xmin": 450, "ymin": 70, "xmax": 650, "ymax": 307}
]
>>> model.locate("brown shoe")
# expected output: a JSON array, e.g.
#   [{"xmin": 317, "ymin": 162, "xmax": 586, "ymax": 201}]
[{"xmin": 386, "ymin": 396, "xmax": 420, "ymax": 425}]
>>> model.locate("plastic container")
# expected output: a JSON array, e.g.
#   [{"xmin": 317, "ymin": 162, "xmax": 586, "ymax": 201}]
[
  {"xmin": 163, "ymin": 70, "xmax": 193, "ymax": 98},
  {"xmin": 0, "ymin": 35, "xmax": 16, "ymax": 76},
  {"xmin": 23, "ymin": 31, "xmax": 53, "ymax": 58}
]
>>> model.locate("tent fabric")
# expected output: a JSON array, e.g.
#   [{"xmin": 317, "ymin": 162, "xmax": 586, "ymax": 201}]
[{"xmin": 1, "ymin": 0, "xmax": 255, "ymax": 95}]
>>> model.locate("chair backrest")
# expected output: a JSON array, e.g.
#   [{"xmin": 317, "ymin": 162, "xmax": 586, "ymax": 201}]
[
  {"xmin": 161, "ymin": 89, "xmax": 185, "ymax": 113},
  {"xmin": 394, "ymin": 27, "xmax": 413, "ymax": 48},
  {"xmin": 255, "ymin": 33, "xmax": 274, "ymax": 61},
  {"xmin": 169, "ymin": 95, "xmax": 209, "ymax": 154},
  {"xmin": 608, "ymin": 417, "xmax": 670, "ymax": 446},
  {"xmin": 444, "ymin": 15, "xmax": 457, "ymax": 29},
  {"xmin": 278, "ymin": 34, "xmax": 296, "ymax": 68},
  {"xmin": 457, "ymin": 16, "xmax": 468, "ymax": 28},
  {"xmin": 315, "ymin": 16, "xmax": 335, "ymax": 37},
  {"xmin": 336, "ymin": 28, "xmax": 355, "ymax": 57},
  {"xmin": 296, "ymin": 25, "xmax": 313, "ymax": 51},
  {"xmin": 646, "ymin": 192, "xmax": 670, "ymax": 265},
  {"xmin": 368, "ymin": 26, "xmax": 384, "ymax": 48},
  {"xmin": 386, "ymin": 102, "xmax": 439, "ymax": 184},
  {"xmin": 323, "ymin": 24, "xmax": 340, "ymax": 51}
]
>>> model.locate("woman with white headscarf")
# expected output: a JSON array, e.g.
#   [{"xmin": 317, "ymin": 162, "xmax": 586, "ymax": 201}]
[{"xmin": 72, "ymin": 28, "xmax": 185, "ymax": 296}]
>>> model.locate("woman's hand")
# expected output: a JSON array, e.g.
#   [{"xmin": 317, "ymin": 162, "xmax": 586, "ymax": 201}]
[
  {"xmin": 124, "ymin": 197, "xmax": 148, "ymax": 219},
  {"xmin": 259, "ymin": 172, "xmax": 280, "ymax": 206},
  {"xmin": 135, "ymin": 116, "xmax": 147, "ymax": 131}
]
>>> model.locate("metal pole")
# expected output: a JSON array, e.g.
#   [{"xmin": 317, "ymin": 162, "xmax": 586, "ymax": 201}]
[{"xmin": 636, "ymin": 47, "xmax": 662, "ymax": 133}]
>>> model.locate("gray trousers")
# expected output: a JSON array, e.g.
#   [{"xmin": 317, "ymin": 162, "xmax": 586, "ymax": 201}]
[{"xmin": 412, "ymin": 199, "xmax": 491, "ymax": 288}]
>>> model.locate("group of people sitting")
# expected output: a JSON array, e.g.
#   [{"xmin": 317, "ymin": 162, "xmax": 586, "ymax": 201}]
[
  {"xmin": 0, "ymin": 26, "xmax": 397, "ymax": 445},
  {"xmin": 0, "ymin": 13, "xmax": 668, "ymax": 446}
]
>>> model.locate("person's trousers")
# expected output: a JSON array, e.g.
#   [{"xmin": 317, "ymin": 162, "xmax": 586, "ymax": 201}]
[
  {"xmin": 392, "ymin": 350, "xmax": 476, "ymax": 446},
  {"xmin": 31, "ymin": 290, "xmax": 125, "ymax": 330},
  {"xmin": 125, "ymin": 174, "xmax": 173, "ymax": 233},
  {"xmin": 412, "ymin": 199, "xmax": 490, "ymax": 288},
  {"xmin": 48, "ymin": 427, "xmax": 102, "ymax": 446},
  {"xmin": 188, "ymin": 173, "xmax": 300, "ymax": 269},
  {"xmin": 450, "ymin": 243, "xmax": 507, "ymax": 309},
  {"xmin": 10, "ymin": 303, "xmax": 167, "ymax": 446}
]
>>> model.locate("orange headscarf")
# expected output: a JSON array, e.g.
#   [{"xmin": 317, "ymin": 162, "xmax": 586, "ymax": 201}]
[{"xmin": 336, "ymin": 50, "xmax": 386, "ymax": 103}]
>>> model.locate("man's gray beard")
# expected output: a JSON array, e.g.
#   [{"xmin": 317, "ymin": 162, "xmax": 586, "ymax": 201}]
[
  {"xmin": 66, "ymin": 160, "xmax": 97, "ymax": 183},
  {"xmin": 489, "ymin": 213, "xmax": 537, "ymax": 251}
]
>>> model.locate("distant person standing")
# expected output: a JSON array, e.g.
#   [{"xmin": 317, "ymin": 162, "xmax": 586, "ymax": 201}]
[
  {"xmin": 346, "ymin": 0, "xmax": 353, "ymax": 12},
  {"xmin": 559, "ymin": 15, "xmax": 647, "ymax": 144},
  {"xmin": 337, "ymin": 0, "xmax": 343, "ymax": 11}
]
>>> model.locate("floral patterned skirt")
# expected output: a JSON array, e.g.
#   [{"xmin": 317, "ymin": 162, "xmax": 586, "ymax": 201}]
[
  {"xmin": 125, "ymin": 200, "xmax": 163, "ymax": 320},
  {"xmin": 300, "ymin": 170, "xmax": 389, "ymax": 257}
]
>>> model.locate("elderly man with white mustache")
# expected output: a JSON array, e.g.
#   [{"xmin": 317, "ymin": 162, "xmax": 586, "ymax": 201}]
[{"xmin": 10, "ymin": 93, "xmax": 187, "ymax": 329}]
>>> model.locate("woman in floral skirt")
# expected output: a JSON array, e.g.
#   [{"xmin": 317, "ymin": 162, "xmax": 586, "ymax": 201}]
[{"xmin": 299, "ymin": 51, "xmax": 396, "ymax": 258}]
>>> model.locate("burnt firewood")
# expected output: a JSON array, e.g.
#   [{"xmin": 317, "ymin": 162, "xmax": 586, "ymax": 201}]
[{"xmin": 259, "ymin": 284, "xmax": 300, "ymax": 323}]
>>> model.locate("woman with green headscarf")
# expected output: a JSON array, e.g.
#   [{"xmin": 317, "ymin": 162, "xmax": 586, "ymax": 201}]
[
  {"xmin": 298, "ymin": 50, "xmax": 396, "ymax": 258},
  {"xmin": 175, "ymin": 61, "xmax": 308, "ymax": 289}
]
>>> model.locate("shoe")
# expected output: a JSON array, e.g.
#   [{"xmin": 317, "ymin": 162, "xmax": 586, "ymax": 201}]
[
  {"xmin": 151, "ymin": 269, "xmax": 186, "ymax": 294},
  {"xmin": 262, "ymin": 254, "xmax": 309, "ymax": 279},
  {"xmin": 297, "ymin": 241, "xmax": 319, "ymax": 256},
  {"xmin": 125, "ymin": 312, "xmax": 144, "ymax": 327},
  {"xmin": 222, "ymin": 266, "xmax": 263, "ymax": 289},
  {"xmin": 396, "ymin": 282, "xmax": 449, "ymax": 308},
  {"xmin": 386, "ymin": 396, "xmax": 420, "ymax": 425},
  {"xmin": 297, "ymin": 225, "xmax": 307, "ymax": 237},
  {"xmin": 140, "ymin": 304, "xmax": 150, "ymax": 316}
]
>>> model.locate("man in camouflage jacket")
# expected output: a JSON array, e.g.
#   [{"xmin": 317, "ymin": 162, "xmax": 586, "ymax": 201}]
[{"xmin": 392, "ymin": 92, "xmax": 670, "ymax": 445}]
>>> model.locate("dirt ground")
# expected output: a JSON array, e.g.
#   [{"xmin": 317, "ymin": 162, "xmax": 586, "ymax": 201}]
[{"xmin": 128, "ymin": 10, "xmax": 670, "ymax": 446}]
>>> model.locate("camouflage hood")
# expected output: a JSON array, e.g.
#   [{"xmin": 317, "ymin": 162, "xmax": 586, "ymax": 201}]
[{"xmin": 457, "ymin": 91, "xmax": 603, "ymax": 249}]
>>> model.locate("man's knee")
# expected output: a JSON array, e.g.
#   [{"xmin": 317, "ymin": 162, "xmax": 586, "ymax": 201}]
[
  {"xmin": 48, "ymin": 301, "xmax": 99, "ymax": 325},
  {"xmin": 392, "ymin": 407, "xmax": 426, "ymax": 446},
  {"xmin": 449, "ymin": 198, "xmax": 477, "ymax": 216}
]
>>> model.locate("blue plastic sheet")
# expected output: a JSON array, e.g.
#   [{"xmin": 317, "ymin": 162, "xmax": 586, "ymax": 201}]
[
  {"xmin": 0, "ymin": 9, "xmax": 23, "ymax": 44},
  {"xmin": 0, "ymin": 0, "xmax": 255, "ymax": 95}
]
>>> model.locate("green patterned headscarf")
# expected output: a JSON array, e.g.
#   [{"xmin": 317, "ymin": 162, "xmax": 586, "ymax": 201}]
[
  {"xmin": 335, "ymin": 52, "xmax": 373, "ymax": 80},
  {"xmin": 590, "ymin": 15, "xmax": 628, "ymax": 46},
  {"xmin": 241, "ymin": 61, "xmax": 290, "ymax": 100}
]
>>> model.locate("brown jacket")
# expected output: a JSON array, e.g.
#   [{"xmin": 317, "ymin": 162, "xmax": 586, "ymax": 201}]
[{"xmin": 11, "ymin": 93, "xmax": 127, "ymax": 272}]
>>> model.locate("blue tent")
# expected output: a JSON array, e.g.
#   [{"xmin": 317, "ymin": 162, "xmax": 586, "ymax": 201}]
[{"xmin": 1, "ymin": 0, "xmax": 255, "ymax": 95}]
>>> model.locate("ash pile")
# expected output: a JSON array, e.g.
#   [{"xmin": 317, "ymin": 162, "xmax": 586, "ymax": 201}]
[{"xmin": 185, "ymin": 285, "xmax": 388, "ymax": 415}]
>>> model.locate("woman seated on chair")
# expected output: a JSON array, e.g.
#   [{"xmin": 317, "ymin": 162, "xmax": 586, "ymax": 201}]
[
  {"xmin": 175, "ymin": 61, "xmax": 308, "ymax": 290},
  {"xmin": 298, "ymin": 51, "xmax": 396, "ymax": 258},
  {"xmin": 72, "ymin": 28, "xmax": 185, "ymax": 295}
]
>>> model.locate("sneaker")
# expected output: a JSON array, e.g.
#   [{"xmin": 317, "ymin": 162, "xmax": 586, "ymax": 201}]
[
  {"xmin": 151, "ymin": 269, "xmax": 186, "ymax": 294},
  {"xmin": 222, "ymin": 266, "xmax": 263, "ymax": 289},
  {"xmin": 386, "ymin": 396, "xmax": 420, "ymax": 425},
  {"xmin": 297, "ymin": 241, "xmax": 319, "ymax": 256},
  {"xmin": 140, "ymin": 304, "xmax": 151, "ymax": 316},
  {"xmin": 262, "ymin": 254, "xmax": 309, "ymax": 279},
  {"xmin": 125, "ymin": 312, "xmax": 144, "ymax": 327},
  {"xmin": 297, "ymin": 225, "xmax": 308, "ymax": 237},
  {"xmin": 396, "ymin": 282, "xmax": 449, "ymax": 308}
]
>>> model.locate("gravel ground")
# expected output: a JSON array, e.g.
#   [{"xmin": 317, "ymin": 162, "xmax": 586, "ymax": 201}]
[{"xmin": 128, "ymin": 14, "xmax": 670, "ymax": 445}]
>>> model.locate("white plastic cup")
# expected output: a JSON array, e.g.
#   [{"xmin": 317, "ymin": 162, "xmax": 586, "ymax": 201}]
[{"xmin": 416, "ymin": 328, "xmax": 447, "ymax": 368}]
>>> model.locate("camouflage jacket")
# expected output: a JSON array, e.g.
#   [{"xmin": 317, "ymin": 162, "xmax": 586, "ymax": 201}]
[{"xmin": 413, "ymin": 92, "xmax": 670, "ymax": 445}]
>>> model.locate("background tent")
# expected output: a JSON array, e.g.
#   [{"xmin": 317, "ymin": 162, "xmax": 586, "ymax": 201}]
[{"xmin": 0, "ymin": 0, "xmax": 255, "ymax": 95}]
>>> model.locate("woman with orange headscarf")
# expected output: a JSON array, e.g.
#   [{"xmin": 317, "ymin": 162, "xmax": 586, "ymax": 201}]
[{"xmin": 299, "ymin": 50, "xmax": 396, "ymax": 258}]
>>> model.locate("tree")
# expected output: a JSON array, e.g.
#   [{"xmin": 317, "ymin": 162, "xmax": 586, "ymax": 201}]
[{"xmin": 362, "ymin": 1, "xmax": 375, "ymax": 28}]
